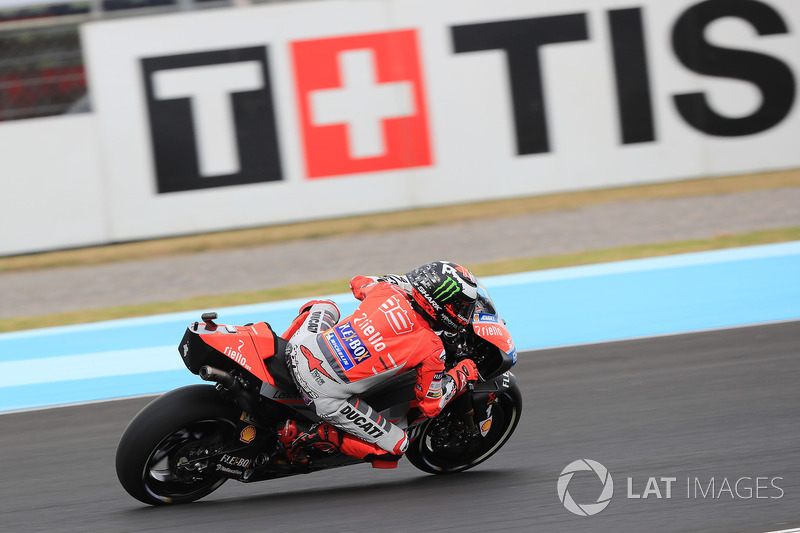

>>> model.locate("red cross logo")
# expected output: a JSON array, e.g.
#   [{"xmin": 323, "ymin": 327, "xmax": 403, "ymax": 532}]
[{"xmin": 291, "ymin": 29, "xmax": 433, "ymax": 178}]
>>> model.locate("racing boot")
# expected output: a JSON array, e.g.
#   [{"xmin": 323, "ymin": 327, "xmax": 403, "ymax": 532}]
[
  {"xmin": 326, "ymin": 425, "xmax": 406, "ymax": 469},
  {"xmin": 277, "ymin": 420, "xmax": 340, "ymax": 466},
  {"xmin": 278, "ymin": 421, "xmax": 403, "ymax": 469},
  {"xmin": 364, "ymin": 452, "xmax": 403, "ymax": 469},
  {"xmin": 278, "ymin": 420, "xmax": 408, "ymax": 468},
  {"xmin": 277, "ymin": 420, "xmax": 311, "ymax": 467}
]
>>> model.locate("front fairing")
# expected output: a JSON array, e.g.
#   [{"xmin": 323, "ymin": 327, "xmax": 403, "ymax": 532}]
[
  {"xmin": 473, "ymin": 280, "xmax": 516, "ymax": 361},
  {"xmin": 471, "ymin": 312, "xmax": 517, "ymax": 366},
  {"xmin": 467, "ymin": 281, "xmax": 517, "ymax": 378}
]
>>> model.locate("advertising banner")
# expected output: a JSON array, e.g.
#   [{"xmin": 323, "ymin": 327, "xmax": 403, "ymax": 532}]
[{"xmin": 13, "ymin": 0, "xmax": 800, "ymax": 248}]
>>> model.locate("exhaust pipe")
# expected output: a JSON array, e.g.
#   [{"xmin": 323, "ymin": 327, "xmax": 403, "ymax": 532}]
[
  {"xmin": 199, "ymin": 365, "xmax": 260, "ymax": 416},
  {"xmin": 199, "ymin": 365, "xmax": 236, "ymax": 388}
]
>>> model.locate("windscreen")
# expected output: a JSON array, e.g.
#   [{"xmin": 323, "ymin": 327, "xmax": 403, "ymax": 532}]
[{"xmin": 474, "ymin": 279, "xmax": 497, "ymax": 316}]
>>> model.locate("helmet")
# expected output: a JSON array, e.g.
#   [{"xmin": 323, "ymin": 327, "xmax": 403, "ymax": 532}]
[{"xmin": 405, "ymin": 261, "xmax": 479, "ymax": 333}]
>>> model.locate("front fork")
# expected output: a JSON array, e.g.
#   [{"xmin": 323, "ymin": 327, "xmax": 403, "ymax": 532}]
[
  {"xmin": 460, "ymin": 383, "xmax": 479, "ymax": 432},
  {"xmin": 460, "ymin": 371, "xmax": 516, "ymax": 434}
]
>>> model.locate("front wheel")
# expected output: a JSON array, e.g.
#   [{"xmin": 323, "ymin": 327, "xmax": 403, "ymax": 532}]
[
  {"xmin": 115, "ymin": 385, "xmax": 240, "ymax": 505},
  {"xmin": 406, "ymin": 383, "xmax": 522, "ymax": 474}
]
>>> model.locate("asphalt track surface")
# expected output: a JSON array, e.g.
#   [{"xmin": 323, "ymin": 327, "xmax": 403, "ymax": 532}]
[{"xmin": 2, "ymin": 320, "xmax": 799, "ymax": 533}]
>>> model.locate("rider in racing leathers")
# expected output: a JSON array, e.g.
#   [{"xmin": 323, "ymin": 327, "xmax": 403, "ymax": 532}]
[{"xmin": 278, "ymin": 261, "xmax": 481, "ymax": 469}]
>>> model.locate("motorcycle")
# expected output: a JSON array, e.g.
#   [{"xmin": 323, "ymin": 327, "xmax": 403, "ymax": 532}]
[{"xmin": 115, "ymin": 281, "xmax": 522, "ymax": 505}]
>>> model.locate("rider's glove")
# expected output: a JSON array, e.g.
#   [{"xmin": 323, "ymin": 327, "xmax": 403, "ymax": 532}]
[{"xmin": 447, "ymin": 359, "xmax": 478, "ymax": 391}]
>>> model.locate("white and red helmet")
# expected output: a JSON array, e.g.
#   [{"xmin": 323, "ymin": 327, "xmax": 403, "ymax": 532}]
[{"xmin": 405, "ymin": 261, "xmax": 479, "ymax": 333}]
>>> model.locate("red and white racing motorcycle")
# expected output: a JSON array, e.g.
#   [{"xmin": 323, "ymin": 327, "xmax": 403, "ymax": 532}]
[{"xmin": 116, "ymin": 282, "xmax": 522, "ymax": 505}]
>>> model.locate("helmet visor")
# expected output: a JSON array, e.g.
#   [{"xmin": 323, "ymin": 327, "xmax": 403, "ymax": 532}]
[{"xmin": 445, "ymin": 297, "xmax": 477, "ymax": 330}]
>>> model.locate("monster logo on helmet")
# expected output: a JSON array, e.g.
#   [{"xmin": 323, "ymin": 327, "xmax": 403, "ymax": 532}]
[
  {"xmin": 432, "ymin": 277, "xmax": 461, "ymax": 302},
  {"xmin": 406, "ymin": 261, "xmax": 478, "ymax": 333}
]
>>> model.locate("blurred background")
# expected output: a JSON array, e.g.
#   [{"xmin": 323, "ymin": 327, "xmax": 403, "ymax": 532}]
[
  {"xmin": 0, "ymin": 0, "xmax": 294, "ymax": 122},
  {"xmin": 0, "ymin": 0, "xmax": 798, "ymax": 327},
  {"xmin": 1, "ymin": 0, "xmax": 799, "ymax": 258}
]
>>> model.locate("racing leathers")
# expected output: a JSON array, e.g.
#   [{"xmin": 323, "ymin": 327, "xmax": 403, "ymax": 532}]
[{"xmin": 284, "ymin": 275, "xmax": 478, "ymax": 462}]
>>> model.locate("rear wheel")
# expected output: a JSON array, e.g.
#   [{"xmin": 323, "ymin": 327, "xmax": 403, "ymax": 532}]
[
  {"xmin": 115, "ymin": 385, "xmax": 240, "ymax": 505},
  {"xmin": 406, "ymin": 384, "xmax": 522, "ymax": 474}
]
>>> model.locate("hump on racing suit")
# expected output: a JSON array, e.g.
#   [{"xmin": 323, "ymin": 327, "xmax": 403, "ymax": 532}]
[
  {"xmin": 283, "ymin": 274, "xmax": 478, "ymax": 465},
  {"xmin": 347, "ymin": 275, "xmax": 468, "ymax": 418}
]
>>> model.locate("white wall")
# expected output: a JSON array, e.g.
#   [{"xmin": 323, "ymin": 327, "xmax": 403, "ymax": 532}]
[
  {"xmin": 0, "ymin": 115, "xmax": 108, "ymax": 255},
  {"xmin": 2, "ymin": 0, "xmax": 799, "ymax": 255}
]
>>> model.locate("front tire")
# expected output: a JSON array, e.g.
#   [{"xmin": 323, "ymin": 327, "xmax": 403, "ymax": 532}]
[
  {"xmin": 115, "ymin": 385, "xmax": 240, "ymax": 505},
  {"xmin": 406, "ymin": 383, "xmax": 522, "ymax": 474}
]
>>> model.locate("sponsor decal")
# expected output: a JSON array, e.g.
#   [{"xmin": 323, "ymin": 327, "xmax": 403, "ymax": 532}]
[
  {"xmin": 426, "ymin": 372, "xmax": 443, "ymax": 399},
  {"xmin": 223, "ymin": 339, "xmax": 252, "ymax": 372},
  {"xmin": 378, "ymin": 295, "xmax": 414, "ymax": 335},
  {"xmin": 479, "ymin": 404, "xmax": 494, "ymax": 437},
  {"xmin": 291, "ymin": 29, "xmax": 432, "ymax": 178},
  {"xmin": 443, "ymin": 262, "xmax": 476, "ymax": 283},
  {"xmin": 453, "ymin": 2, "xmax": 796, "ymax": 154},
  {"xmin": 432, "ymin": 278, "xmax": 461, "ymax": 302},
  {"xmin": 220, "ymin": 454, "xmax": 252, "ymax": 468},
  {"xmin": 272, "ymin": 390, "xmax": 302, "ymax": 400},
  {"xmin": 474, "ymin": 313, "xmax": 499, "ymax": 323},
  {"xmin": 441, "ymin": 263, "xmax": 478, "ymax": 299},
  {"xmin": 474, "ymin": 324, "xmax": 508, "ymax": 338},
  {"xmin": 426, "ymin": 370, "xmax": 444, "ymax": 399},
  {"xmin": 287, "ymin": 348, "xmax": 319, "ymax": 402},
  {"xmin": 307, "ymin": 310, "xmax": 321, "ymax": 333},
  {"xmin": 323, "ymin": 329, "xmax": 355, "ymax": 371},
  {"xmin": 412, "ymin": 289, "xmax": 439, "ymax": 317},
  {"xmin": 141, "ymin": 46, "xmax": 283, "ymax": 193},
  {"xmin": 325, "ymin": 321, "xmax": 374, "ymax": 370},
  {"xmin": 216, "ymin": 464, "xmax": 245, "ymax": 475},
  {"xmin": 301, "ymin": 345, "xmax": 334, "ymax": 381},
  {"xmin": 339, "ymin": 404, "xmax": 384, "ymax": 438},
  {"xmin": 351, "ymin": 312, "xmax": 388, "ymax": 350},
  {"xmin": 239, "ymin": 425, "xmax": 257, "ymax": 443}
]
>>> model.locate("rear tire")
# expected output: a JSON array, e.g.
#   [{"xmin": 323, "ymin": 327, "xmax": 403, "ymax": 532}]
[
  {"xmin": 115, "ymin": 385, "xmax": 240, "ymax": 505},
  {"xmin": 406, "ymin": 383, "xmax": 522, "ymax": 474}
]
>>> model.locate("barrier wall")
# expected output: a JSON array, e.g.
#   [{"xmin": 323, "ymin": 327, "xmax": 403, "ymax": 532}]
[
  {"xmin": 0, "ymin": 115, "xmax": 108, "ymax": 254},
  {"xmin": 2, "ymin": 0, "xmax": 799, "ymax": 255}
]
